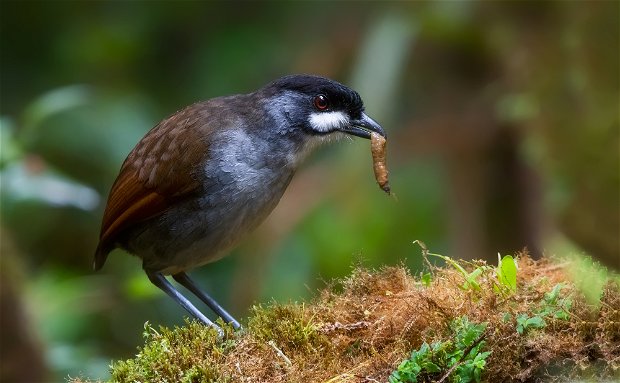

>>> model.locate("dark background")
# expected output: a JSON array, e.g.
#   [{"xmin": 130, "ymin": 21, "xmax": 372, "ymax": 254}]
[{"xmin": 1, "ymin": 1, "xmax": 618, "ymax": 381}]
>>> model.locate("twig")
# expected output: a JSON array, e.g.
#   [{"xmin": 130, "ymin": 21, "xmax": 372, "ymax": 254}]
[
  {"xmin": 267, "ymin": 340, "xmax": 292, "ymax": 367},
  {"xmin": 413, "ymin": 240, "xmax": 434, "ymax": 272},
  {"xmin": 321, "ymin": 321, "xmax": 370, "ymax": 333},
  {"xmin": 353, "ymin": 374, "xmax": 381, "ymax": 382},
  {"xmin": 322, "ymin": 360, "xmax": 373, "ymax": 383}
]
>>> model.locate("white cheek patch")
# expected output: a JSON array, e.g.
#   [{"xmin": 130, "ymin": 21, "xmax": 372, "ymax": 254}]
[{"xmin": 309, "ymin": 111, "xmax": 349, "ymax": 133}]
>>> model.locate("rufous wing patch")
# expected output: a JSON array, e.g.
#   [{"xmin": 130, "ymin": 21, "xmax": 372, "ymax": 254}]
[{"xmin": 94, "ymin": 103, "xmax": 213, "ymax": 270}]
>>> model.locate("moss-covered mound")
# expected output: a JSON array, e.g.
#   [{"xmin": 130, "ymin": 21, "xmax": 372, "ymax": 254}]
[{"xmin": 74, "ymin": 253, "xmax": 619, "ymax": 382}]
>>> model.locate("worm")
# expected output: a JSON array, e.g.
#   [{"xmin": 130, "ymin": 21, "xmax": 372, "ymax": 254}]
[{"xmin": 370, "ymin": 132, "xmax": 391, "ymax": 194}]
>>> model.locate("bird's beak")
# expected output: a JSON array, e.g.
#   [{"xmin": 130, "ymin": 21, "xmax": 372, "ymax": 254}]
[{"xmin": 340, "ymin": 112, "xmax": 386, "ymax": 139}]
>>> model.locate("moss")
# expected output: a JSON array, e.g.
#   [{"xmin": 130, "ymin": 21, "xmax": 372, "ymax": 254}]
[
  {"xmin": 74, "ymin": 253, "xmax": 620, "ymax": 383},
  {"xmin": 110, "ymin": 320, "xmax": 234, "ymax": 383},
  {"xmin": 247, "ymin": 304, "xmax": 330, "ymax": 355}
]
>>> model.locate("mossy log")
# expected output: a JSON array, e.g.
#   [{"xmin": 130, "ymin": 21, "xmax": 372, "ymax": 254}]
[{"xmin": 73, "ymin": 254, "xmax": 619, "ymax": 383}]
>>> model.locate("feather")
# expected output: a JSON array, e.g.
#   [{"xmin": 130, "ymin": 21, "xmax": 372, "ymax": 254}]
[{"xmin": 94, "ymin": 102, "xmax": 212, "ymax": 270}]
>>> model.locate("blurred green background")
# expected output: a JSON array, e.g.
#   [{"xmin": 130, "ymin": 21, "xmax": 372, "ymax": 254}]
[{"xmin": 0, "ymin": 1, "xmax": 618, "ymax": 382}]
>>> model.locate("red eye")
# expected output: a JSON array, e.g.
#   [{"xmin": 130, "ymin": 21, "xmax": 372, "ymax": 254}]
[{"xmin": 313, "ymin": 94, "xmax": 329, "ymax": 111}]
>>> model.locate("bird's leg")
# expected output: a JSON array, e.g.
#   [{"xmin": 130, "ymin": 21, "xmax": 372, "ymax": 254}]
[
  {"xmin": 146, "ymin": 271, "xmax": 224, "ymax": 336},
  {"xmin": 172, "ymin": 272, "xmax": 242, "ymax": 330}
]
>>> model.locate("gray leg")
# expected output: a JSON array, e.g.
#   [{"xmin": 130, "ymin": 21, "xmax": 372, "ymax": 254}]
[
  {"xmin": 146, "ymin": 271, "xmax": 223, "ymax": 337},
  {"xmin": 172, "ymin": 272, "xmax": 242, "ymax": 330}
]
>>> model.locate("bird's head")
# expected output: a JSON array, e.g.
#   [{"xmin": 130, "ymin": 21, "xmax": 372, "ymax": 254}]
[{"xmin": 258, "ymin": 74, "xmax": 386, "ymax": 143}]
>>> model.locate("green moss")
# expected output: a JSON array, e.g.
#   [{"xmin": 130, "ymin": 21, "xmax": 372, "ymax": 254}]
[
  {"xmin": 110, "ymin": 320, "xmax": 234, "ymax": 383},
  {"xmin": 247, "ymin": 303, "xmax": 330, "ymax": 354}
]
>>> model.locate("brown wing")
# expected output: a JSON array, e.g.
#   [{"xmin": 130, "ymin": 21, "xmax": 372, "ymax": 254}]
[{"xmin": 94, "ymin": 103, "xmax": 211, "ymax": 270}]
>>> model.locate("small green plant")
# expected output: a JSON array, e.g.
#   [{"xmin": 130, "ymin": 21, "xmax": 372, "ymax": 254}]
[
  {"xmin": 494, "ymin": 254, "xmax": 517, "ymax": 295},
  {"xmin": 420, "ymin": 272, "xmax": 432, "ymax": 287},
  {"xmin": 413, "ymin": 241, "xmax": 489, "ymax": 292},
  {"xmin": 516, "ymin": 313, "xmax": 546, "ymax": 335},
  {"xmin": 515, "ymin": 283, "xmax": 572, "ymax": 334},
  {"xmin": 414, "ymin": 242, "xmax": 518, "ymax": 296},
  {"xmin": 389, "ymin": 316, "xmax": 491, "ymax": 383},
  {"xmin": 540, "ymin": 283, "xmax": 572, "ymax": 320}
]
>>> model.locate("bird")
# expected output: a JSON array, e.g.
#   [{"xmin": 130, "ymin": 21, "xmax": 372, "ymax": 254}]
[{"xmin": 94, "ymin": 74, "xmax": 386, "ymax": 334}]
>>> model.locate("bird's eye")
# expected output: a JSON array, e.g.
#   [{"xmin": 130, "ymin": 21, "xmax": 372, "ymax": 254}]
[{"xmin": 313, "ymin": 94, "xmax": 329, "ymax": 111}]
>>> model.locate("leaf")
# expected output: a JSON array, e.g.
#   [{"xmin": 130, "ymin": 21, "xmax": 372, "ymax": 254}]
[
  {"xmin": 544, "ymin": 283, "xmax": 565, "ymax": 305},
  {"xmin": 1, "ymin": 162, "xmax": 100, "ymax": 210},
  {"xmin": 421, "ymin": 272, "xmax": 432, "ymax": 287},
  {"xmin": 0, "ymin": 117, "xmax": 24, "ymax": 167},
  {"xmin": 496, "ymin": 255, "xmax": 517, "ymax": 293},
  {"xmin": 537, "ymin": 284, "xmax": 572, "ymax": 321},
  {"xmin": 390, "ymin": 317, "xmax": 491, "ymax": 383},
  {"xmin": 463, "ymin": 268, "xmax": 484, "ymax": 291},
  {"xmin": 516, "ymin": 314, "xmax": 529, "ymax": 334},
  {"xmin": 424, "ymin": 361, "xmax": 441, "ymax": 373},
  {"xmin": 525, "ymin": 316, "xmax": 546, "ymax": 330}
]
